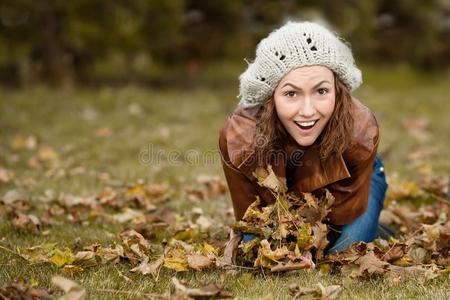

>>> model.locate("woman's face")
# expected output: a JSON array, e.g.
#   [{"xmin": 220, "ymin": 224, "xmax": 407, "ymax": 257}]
[{"xmin": 273, "ymin": 65, "xmax": 336, "ymax": 147}]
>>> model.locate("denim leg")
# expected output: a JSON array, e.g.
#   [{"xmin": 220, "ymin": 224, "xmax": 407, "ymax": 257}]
[{"xmin": 326, "ymin": 154, "xmax": 388, "ymax": 254}]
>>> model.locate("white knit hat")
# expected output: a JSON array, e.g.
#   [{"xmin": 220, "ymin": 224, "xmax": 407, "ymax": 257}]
[{"xmin": 238, "ymin": 21, "xmax": 362, "ymax": 107}]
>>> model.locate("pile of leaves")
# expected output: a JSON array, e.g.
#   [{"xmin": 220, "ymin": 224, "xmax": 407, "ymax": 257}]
[
  {"xmin": 324, "ymin": 199, "xmax": 450, "ymax": 283},
  {"xmin": 224, "ymin": 164, "xmax": 450, "ymax": 285},
  {"xmin": 227, "ymin": 165, "xmax": 335, "ymax": 271}
]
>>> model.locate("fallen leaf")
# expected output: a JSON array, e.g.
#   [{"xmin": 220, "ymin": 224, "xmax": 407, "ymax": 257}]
[
  {"xmin": 38, "ymin": 146, "xmax": 59, "ymax": 162},
  {"xmin": 187, "ymin": 253, "xmax": 213, "ymax": 271},
  {"xmin": 171, "ymin": 277, "xmax": 231, "ymax": 299},
  {"xmin": 352, "ymin": 251, "xmax": 389, "ymax": 278},
  {"xmin": 131, "ymin": 255, "xmax": 164, "ymax": 278},
  {"xmin": 0, "ymin": 281, "xmax": 51, "ymax": 299},
  {"xmin": 19, "ymin": 243, "xmax": 58, "ymax": 264},
  {"xmin": 253, "ymin": 165, "xmax": 287, "ymax": 193},
  {"xmin": 11, "ymin": 213, "xmax": 41, "ymax": 233},
  {"xmin": 0, "ymin": 168, "xmax": 14, "ymax": 183},
  {"xmin": 288, "ymin": 282, "xmax": 342, "ymax": 300},
  {"xmin": 50, "ymin": 248, "xmax": 76, "ymax": 267},
  {"xmin": 164, "ymin": 247, "xmax": 188, "ymax": 272},
  {"xmin": 51, "ymin": 276, "xmax": 86, "ymax": 300},
  {"xmin": 221, "ymin": 229, "xmax": 242, "ymax": 267},
  {"xmin": 73, "ymin": 251, "xmax": 98, "ymax": 268}
]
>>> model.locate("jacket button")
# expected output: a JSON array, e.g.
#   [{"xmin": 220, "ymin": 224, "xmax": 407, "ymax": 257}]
[{"xmin": 379, "ymin": 166, "xmax": 384, "ymax": 172}]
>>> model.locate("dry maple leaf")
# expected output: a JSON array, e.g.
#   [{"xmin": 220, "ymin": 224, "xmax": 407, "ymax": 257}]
[
  {"xmin": 131, "ymin": 255, "xmax": 164, "ymax": 279},
  {"xmin": 187, "ymin": 253, "xmax": 214, "ymax": 271},
  {"xmin": 51, "ymin": 276, "xmax": 86, "ymax": 300},
  {"xmin": 0, "ymin": 282, "xmax": 51, "ymax": 300},
  {"xmin": 288, "ymin": 282, "xmax": 342, "ymax": 300},
  {"xmin": 253, "ymin": 164, "xmax": 287, "ymax": 193},
  {"xmin": 164, "ymin": 247, "xmax": 189, "ymax": 272},
  {"xmin": 343, "ymin": 251, "xmax": 389, "ymax": 278},
  {"xmin": 312, "ymin": 222, "xmax": 329, "ymax": 260},
  {"xmin": 171, "ymin": 277, "xmax": 231, "ymax": 299},
  {"xmin": 221, "ymin": 228, "xmax": 242, "ymax": 267},
  {"xmin": 11, "ymin": 213, "xmax": 41, "ymax": 233}
]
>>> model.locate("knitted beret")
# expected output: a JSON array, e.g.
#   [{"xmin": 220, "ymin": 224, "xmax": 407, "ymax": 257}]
[{"xmin": 238, "ymin": 21, "xmax": 362, "ymax": 107}]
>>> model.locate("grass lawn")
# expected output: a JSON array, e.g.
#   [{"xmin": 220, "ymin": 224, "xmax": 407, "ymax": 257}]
[{"xmin": 0, "ymin": 64, "xmax": 449, "ymax": 299}]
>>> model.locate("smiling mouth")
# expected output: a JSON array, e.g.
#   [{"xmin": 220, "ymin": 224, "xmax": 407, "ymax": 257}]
[{"xmin": 294, "ymin": 120, "xmax": 319, "ymax": 130}]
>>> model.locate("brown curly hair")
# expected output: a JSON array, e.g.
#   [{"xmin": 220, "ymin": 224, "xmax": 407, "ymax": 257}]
[{"xmin": 250, "ymin": 72, "xmax": 355, "ymax": 165}]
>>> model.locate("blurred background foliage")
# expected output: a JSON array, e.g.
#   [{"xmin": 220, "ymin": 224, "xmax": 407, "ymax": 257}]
[{"xmin": 0, "ymin": 0, "xmax": 449, "ymax": 88}]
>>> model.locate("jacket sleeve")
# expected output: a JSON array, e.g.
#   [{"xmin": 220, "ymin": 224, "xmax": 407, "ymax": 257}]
[
  {"xmin": 326, "ymin": 117, "xmax": 380, "ymax": 225},
  {"xmin": 218, "ymin": 122, "xmax": 275, "ymax": 221}
]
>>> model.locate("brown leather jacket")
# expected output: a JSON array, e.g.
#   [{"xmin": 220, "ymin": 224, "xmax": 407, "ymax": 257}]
[{"xmin": 218, "ymin": 97, "xmax": 380, "ymax": 225}]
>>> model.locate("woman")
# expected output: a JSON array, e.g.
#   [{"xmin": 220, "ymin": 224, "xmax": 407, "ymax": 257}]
[{"xmin": 218, "ymin": 21, "xmax": 389, "ymax": 254}]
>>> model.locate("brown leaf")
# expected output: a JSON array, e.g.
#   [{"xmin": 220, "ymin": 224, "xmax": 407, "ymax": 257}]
[
  {"xmin": 119, "ymin": 229, "xmax": 152, "ymax": 262},
  {"xmin": 171, "ymin": 277, "xmax": 231, "ymax": 299},
  {"xmin": 388, "ymin": 265, "xmax": 440, "ymax": 284},
  {"xmin": 255, "ymin": 239, "xmax": 289, "ymax": 268},
  {"xmin": 407, "ymin": 247, "xmax": 429, "ymax": 264},
  {"xmin": 11, "ymin": 213, "xmax": 41, "ymax": 233},
  {"xmin": 221, "ymin": 228, "xmax": 242, "ymax": 267},
  {"xmin": 288, "ymin": 282, "xmax": 342, "ymax": 300},
  {"xmin": 312, "ymin": 223, "xmax": 329, "ymax": 260},
  {"xmin": 353, "ymin": 251, "xmax": 389, "ymax": 277},
  {"xmin": 51, "ymin": 276, "xmax": 86, "ymax": 300},
  {"xmin": 0, "ymin": 168, "xmax": 14, "ymax": 183},
  {"xmin": 73, "ymin": 251, "xmax": 98, "ymax": 268},
  {"xmin": 253, "ymin": 165, "xmax": 287, "ymax": 193},
  {"xmin": 270, "ymin": 257, "xmax": 315, "ymax": 272},
  {"xmin": 131, "ymin": 255, "xmax": 164, "ymax": 278},
  {"xmin": 0, "ymin": 282, "xmax": 51, "ymax": 299},
  {"xmin": 187, "ymin": 253, "xmax": 213, "ymax": 271},
  {"xmin": 381, "ymin": 244, "xmax": 405, "ymax": 262},
  {"xmin": 304, "ymin": 193, "xmax": 319, "ymax": 209}
]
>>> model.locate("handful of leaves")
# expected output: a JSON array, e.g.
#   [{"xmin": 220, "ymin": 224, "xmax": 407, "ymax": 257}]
[{"xmin": 228, "ymin": 165, "xmax": 335, "ymax": 271}]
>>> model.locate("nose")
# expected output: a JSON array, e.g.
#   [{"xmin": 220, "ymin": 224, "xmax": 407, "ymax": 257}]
[{"xmin": 299, "ymin": 96, "xmax": 316, "ymax": 117}]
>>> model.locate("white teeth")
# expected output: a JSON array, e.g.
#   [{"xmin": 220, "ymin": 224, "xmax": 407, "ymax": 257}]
[{"xmin": 295, "ymin": 120, "xmax": 317, "ymax": 126}]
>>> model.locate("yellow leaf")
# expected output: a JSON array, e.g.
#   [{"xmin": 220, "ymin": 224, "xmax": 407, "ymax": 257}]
[
  {"xmin": 38, "ymin": 146, "xmax": 59, "ymax": 161},
  {"xmin": 19, "ymin": 243, "xmax": 58, "ymax": 263},
  {"xmin": 164, "ymin": 248, "xmax": 188, "ymax": 272},
  {"xmin": 124, "ymin": 184, "xmax": 147, "ymax": 201},
  {"xmin": 297, "ymin": 224, "xmax": 313, "ymax": 250},
  {"xmin": 392, "ymin": 255, "xmax": 413, "ymax": 267},
  {"xmin": 50, "ymin": 248, "xmax": 76, "ymax": 267},
  {"xmin": 202, "ymin": 242, "xmax": 218, "ymax": 256},
  {"xmin": 255, "ymin": 239, "xmax": 289, "ymax": 267}
]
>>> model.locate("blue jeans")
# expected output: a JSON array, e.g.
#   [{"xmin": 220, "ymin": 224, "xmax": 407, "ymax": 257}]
[{"xmin": 325, "ymin": 153, "xmax": 388, "ymax": 254}]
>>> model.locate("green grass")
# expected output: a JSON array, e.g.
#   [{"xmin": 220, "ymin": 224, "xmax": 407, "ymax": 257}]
[{"xmin": 0, "ymin": 64, "xmax": 449, "ymax": 299}]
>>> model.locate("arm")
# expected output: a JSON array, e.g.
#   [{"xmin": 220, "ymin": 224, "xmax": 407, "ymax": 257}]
[
  {"xmin": 220, "ymin": 151, "xmax": 260, "ymax": 221},
  {"xmin": 218, "ymin": 122, "xmax": 275, "ymax": 221}
]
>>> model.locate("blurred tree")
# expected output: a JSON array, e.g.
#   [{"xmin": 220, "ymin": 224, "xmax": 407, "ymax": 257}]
[{"xmin": 0, "ymin": 0, "xmax": 449, "ymax": 87}]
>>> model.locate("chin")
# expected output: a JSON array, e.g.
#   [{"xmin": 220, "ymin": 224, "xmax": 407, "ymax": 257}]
[{"xmin": 294, "ymin": 137, "xmax": 316, "ymax": 147}]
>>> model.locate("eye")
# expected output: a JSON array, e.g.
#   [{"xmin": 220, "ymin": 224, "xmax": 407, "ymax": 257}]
[
  {"xmin": 284, "ymin": 90, "xmax": 297, "ymax": 97},
  {"xmin": 317, "ymin": 88, "xmax": 328, "ymax": 95}
]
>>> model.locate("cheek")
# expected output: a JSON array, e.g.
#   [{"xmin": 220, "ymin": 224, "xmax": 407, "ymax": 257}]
[
  {"xmin": 274, "ymin": 99, "xmax": 296, "ymax": 121},
  {"xmin": 318, "ymin": 98, "xmax": 336, "ymax": 118}
]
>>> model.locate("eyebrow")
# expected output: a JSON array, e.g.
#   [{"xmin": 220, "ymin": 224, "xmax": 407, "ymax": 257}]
[{"xmin": 281, "ymin": 80, "xmax": 331, "ymax": 90}]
